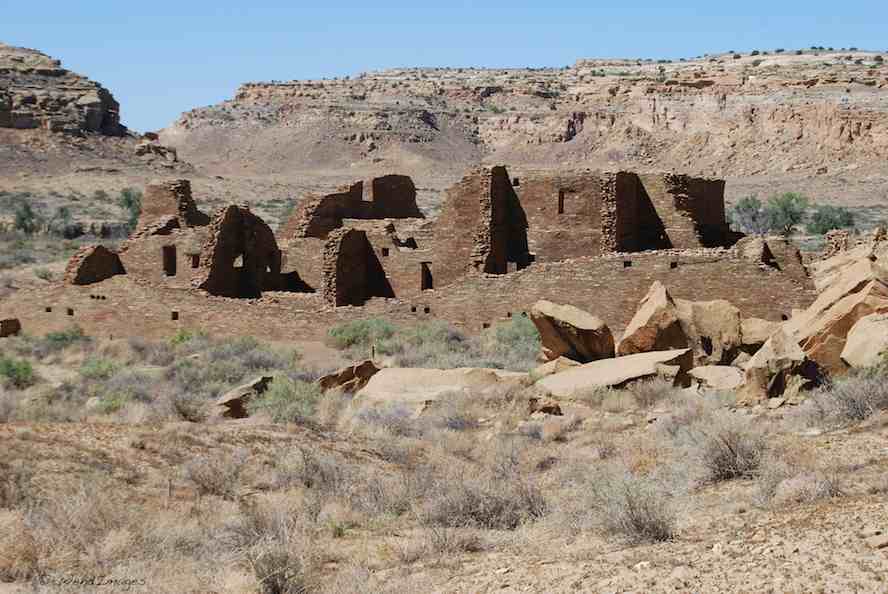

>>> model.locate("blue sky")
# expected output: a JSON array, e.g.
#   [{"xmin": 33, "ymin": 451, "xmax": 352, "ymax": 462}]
[{"xmin": 4, "ymin": 1, "xmax": 887, "ymax": 132}]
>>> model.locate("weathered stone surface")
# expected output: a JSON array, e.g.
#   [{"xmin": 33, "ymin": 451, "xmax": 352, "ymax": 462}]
[
  {"xmin": 617, "ymin": 282, "xmax": 688, "ymax": 356},
  {"xmin": 795, "ymin": 279, "xmax": 888, "ymax": 374},
  {"xmin": 841, "ymin": 313, "xmax": 888, "ymax": 368},
  {"xmin": 531, "ymin": 356, "xmax": 581, "ymax": 379},
  {"xmin": 214, "ymin": 376, "xmax": 273, "ymax": 419},
  {"xmin": 689, "ymin": 365, "xmax": 744, "ymax": 391},
  {"xmin": 675, "ymin": 298, "xmax": 742, "ymax": 365},
  {"xmin": 528, "ymin": 397, "xmax": 563, "ymax": 416},
  {"xmin": 322, "ymin": 228, "xmax": 393, "ymax": 306},
  {"xmin": 737, "ymin": 328, "xmax": 820, "ymax": 405},
  {"xmin": 63, "ymin": 245, "xmax": 126, "ymax": 285},
  {"xmin": 536, "ymin": 348, "xmax": 693, "ymax": 399},
  {"xmin": 357, "ymin": 367, "xmax": 525, "ymax": 408},
  {"xmin": 138, "ymin": 179, "xmax": 209, "ymax": 230},
  {"xmin": 740, "ymin": 317, "xmax": 779, "ymax": 351},
  {"xmin": 0, "ymin": 43, "xmax": 124, "ymax": 135},
  {"xmin": 530, "ymin": 299, "xmax": 615, "ymax": 363},
  {"xmin": 0, "ymin": 318, "xmax": 22, "ymax": 337},
  {"xmin": 317, "ymin": 360, "xmax": 380, "ymax": 393}
]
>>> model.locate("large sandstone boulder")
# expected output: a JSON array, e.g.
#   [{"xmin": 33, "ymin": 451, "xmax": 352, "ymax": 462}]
[
  {"xmin": 617, "ymin": 282, "xmax": 688, "ymax": 356},
  {"xmin": 675, "ymin": 298, "xmax": 742, "ymax": 365},
  {"xmin": 530, "ymin": 300, "xmax": 614, "ymax": 363},
  {"xmin": 841, "ymin": 313, "xmax": 888, "ymax": 369},
  {"xmin": 689, "ymin": 365, "xmax": 744, "ymax": 391},
  {"xmin": 214, "ymin": 376, "xmax": 273, "ymax": 419},
  {"xmin": 737, "ymin": 329, "xmax": 820, "ymax": 406},
  {"xmin": 740, "ymin": 317, "xmax": 779, "ymax": 352},
  {"xmin": 535, "ymin": 348, "xmax": 693, "ymax": 399},
  {"xmin": 794, "ymin": 279, "xmax": 888, "ymax": 374},
  {"xmin": 530, "ymin": 356, "xmax": 581, "ymax": 379},
  {"xmin": 357, "ymin": 367, "xmax": 526, "ymax": 410},
  {"xmin": 317, "ymin": 360, "xmax": 380, "ymax": 393}
]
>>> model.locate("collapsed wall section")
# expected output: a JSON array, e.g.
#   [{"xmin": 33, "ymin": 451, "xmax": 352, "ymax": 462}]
[
  {"xmin": 138, "ymin": 179, "xmax": 210, "ymax": 230},
  {"xmin": 322, "ymin": 228, "xmax": 394, "ymax": 306},
  {"xmin": 63, "ymin": 245, "xmax": 126, "ymax": 285}
]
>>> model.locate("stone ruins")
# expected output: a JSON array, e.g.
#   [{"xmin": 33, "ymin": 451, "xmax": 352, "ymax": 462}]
[{"xmin": 12, "ymin": 165, "xmax": 816, "ymax": 343}]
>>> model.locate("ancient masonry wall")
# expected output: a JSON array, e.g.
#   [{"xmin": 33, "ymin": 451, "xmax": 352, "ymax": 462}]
[
  {"xmin": 139, "ymin": 179, "xmax": 210, "ymax": 229},
  {"xmin": 322, "ymin": 228, "xmax": 394, "ymax": 306},
  {"xmin": 119, "ymin": 227, "xmax": 207, "ymax": 289},
  {"xmin": 281, "ymin": 175, "xmax": 423, "ymax": 240},
  {"xmin": 63, "ymin": 245, "xmax": 126, "ymax": 286}
]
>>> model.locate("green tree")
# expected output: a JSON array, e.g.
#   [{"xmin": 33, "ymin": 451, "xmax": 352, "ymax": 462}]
[
  {"xmin": 118, "ymin": 187, "xmax": 143, "ymax": 230},
  {"xmin": 764, "ymin": 192, "xmax": 809, "ymax": 237},
  {"xmin": 727, "ymin": 196, "xmax": 769, "ymax": 235},
  {"xmin": 13, "ymin": 200, "xmax": 41, "ymax": 235},
  {"xmin": 807, "ymin": 204, "xmax": 855, "ymax": 235}
]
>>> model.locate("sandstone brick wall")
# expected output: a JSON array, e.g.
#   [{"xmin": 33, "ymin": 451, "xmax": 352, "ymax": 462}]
[
  {"xmin": 138, "ymin": 180, "xmax": 210, "ymax": 230},
  {"xmin": 281, "ymin": 175, "xmax": 423, "ymax": 240},
  {"xmin": 119, "ymin": 228, "xmax": 207, "ymax": 289},
  {"xmin": 322, "ymin": 228, "xmax": 394, "ymax": 306},
  {"xmin": 63, "ymin": 245, "xmax": 126, "ymax": 286}
]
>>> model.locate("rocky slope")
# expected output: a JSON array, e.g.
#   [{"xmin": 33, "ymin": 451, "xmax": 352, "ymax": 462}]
[
  {"xmin": 0, "ymin": 43, "xmax": 123, "ymax": 136},
  {"xmin": 162, "ymin": 50, "xmax": 888, "ymax": 205}
]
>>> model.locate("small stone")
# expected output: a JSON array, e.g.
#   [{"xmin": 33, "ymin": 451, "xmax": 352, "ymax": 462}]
[{"xmin": 865, "ymin": 534, "xmax": 888, "ymax": 550}]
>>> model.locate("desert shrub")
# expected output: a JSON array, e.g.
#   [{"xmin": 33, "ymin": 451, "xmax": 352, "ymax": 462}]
[
  {"xmin": 183, "ymin": 449, "xmax": 249, "ymax": 500},
  {"xmin": 679, "ymin": 411, "xmax": 767, "ymax": 483},
  {"xmin": 169, "ymin": 328, "xmax": 205, "ymax": 346},
  {"xmin": 39, "ymin": 325, "xmax": 89, "ymax": 355},
  {"xmin": 13, "ymin": 201, "xmax": 41, "ymax": 235},
  {"xmin": 807, "ymin": 204, "xmax": 856, "ymax": 235},
  {"xmin": 629, "ymin": 377, "xmax": 680, "ymax": 409},
  {"xmin": 728, "ymin": 196, "xmax": 770, "ymax": 234},
  {"xmin": 79, "ymin": 356, "xmax": 118, "ymax": 380},
  {"xmin": 587, "ymin": 465, "xmax": 676, "ymax": 543},
  {"xmin": 754, "ymin": 455, "xmax": 842, "ymax": 507},
  {"xmin": 248, "ymin": 377, "xmax": 320, "ymax": 423},
  {"xmin": 327, "ymin": 318, "xmax": 396, "ymax": 350},
  {"xmin": 764, "ymin": 192, "xmax": 809, "ymax": 237},
  {"xmin": 482, "ymin": 316, "xmax": 540, "ymax": 370},
  {"xmin": 127, "ymin": 336, "xmax": 175, "ymax": 366},
  {"xmin": 118, "ymin": 188, "xmax": 142, "ymax": 231},
  {"xmin": 33, "ymin": 268, "xmax": 53, "ymax": 281},
  {"xmin": 0, "ymin": 356, "xmax": 36, "ymax": 389},
  {"xmin": 170, "ymin": 390, "xmax": 207, "ymax": 422},
  {"xmin": 97, "ymin": 369, "xmax": 154, "ymax": 405},
  {"xmin": 796, "ymin": 372, "xmax": 888, "ymax": 427}
]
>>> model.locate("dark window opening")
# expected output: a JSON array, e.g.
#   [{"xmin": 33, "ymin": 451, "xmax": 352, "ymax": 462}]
[
  {"xmin": 421, "ymin": 262, "xmax": 433, "ymax": 291},
  {"xmin": 670, "ymin": 261, "xmax": 678, "ymax": 269},
  {"xmin": 512, "ymin": 177, "xmax": 520, "ymax": 187},
  {"xmin": 506, "ymin": 312, "xmax": 512, "ymax": 318},
  {"xmin": 423, "ymin": 306, "xmax": 430, "ymax": 314},
  {"xmin": 171, "ymin": 311, "xmax": 179, "ymax": 321},
  {"xmin": 381, "ymin": 247, "xmax": 390, "ymax": 257},
  {"xmin": 162, "ymin": 245, "xmax": 177, "ymax": 276},
  {"xmin": 557, "ymin": 190, "xmax": 565, "ymax": 214},
  {"xmin": 66, "ymin": 308, "xmax": 74, "ymax": 316},
  {"xmin": 411, "ymin": 305, "xmax": 417, "ymax": 313},
  {"xmin": 623, "ymin": 260, "xmax": 632, "ymax": 268},
  {"xmin": 191, "ymin": 254, "xmax": 200, "ymax": 268},
  {"xmin": 45, "ymin": 306, "xmax": 52, "ymax": 313},
  {"xmin": 781, "ymin": 314, "xmax": 789, "ymax": 321},
  {"xmin": 482, "ymin": 322, "xmax": 490, "ymax": 329}
]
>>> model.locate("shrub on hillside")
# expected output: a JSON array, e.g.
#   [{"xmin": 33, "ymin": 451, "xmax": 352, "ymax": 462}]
[
  {"xmin": 678, "ymin": 411, "xmax": 767, "ymax": 483},
  {"xmin": 327, "ymin": 318, "xmax": 396, "ymax": 350},
  {"xmin": 764, "ymin": 192, "xmax": 809, "ymax": 237},
  {"xmin": 727, "ymin": 196, "xmax": 770, "ymax": 235},
  {"xmin": 0, "ymin": 356, "xmax": 36, "ymax": 389},
  {"xmin": 590, "ymin": 465, "xmax": 676, "ymax": 542},
  {"xmin": 806, "ymin": 204, "xmax": 855, "ymax": 235},
  {"xmin": 247, "ymin": 377, "xmax": 321, "ymax": 423},
  {"xmin": 796, "ymin": 372, "xmax": 888, "ymax": 427}
]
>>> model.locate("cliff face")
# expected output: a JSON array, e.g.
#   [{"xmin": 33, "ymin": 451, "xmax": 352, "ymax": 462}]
[
  {"xmin": 0, "ymin": 43, "xmax": 124, "ymax": 136},
  {"xmin": 160, "ymin": 50, "xmax": 888, "ymax": 203}
]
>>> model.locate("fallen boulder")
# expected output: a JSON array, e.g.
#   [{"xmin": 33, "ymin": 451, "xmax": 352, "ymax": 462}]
[
  {"xmin": 675, "ymin": 298, "xmax": 742, "ymax": 365},
  {"xmin": 689, "ymin": 365, "xmax": 744, "ymax": 391},
  {"xmin": 317, "ymin": 360, "xmax": 380, "ymax": 393},
  {"xmin": 530, "ymin": 356, "xmax": 581, "ymax": 379},
  {"xmin": 842, "ymin": 313, "xmax": 888, "ymax": 369},
  {"xmin": 740, "ymin": 317, "xmax": 779, "ymax": 352},
  {"xmin": 214, "ymin": 375, "xmax": 273, "ymax": 419},
  {"xmin": 535, "ymin": 348, "xmax": 693, "ymax": 399},
  {"xmin": 617, "ymin": 282, "xmax": 688, "ymax": 356},
  {"xmin": 736, "ymin": 329, "xmax": 820, "ymax": 406},
  {"xmin": 530, "ymin": 300, "xmax": 614, "ymax": 363},
  {"xmin": 357, "ymin": 367, "xmax": 526, "ymax": 410}
]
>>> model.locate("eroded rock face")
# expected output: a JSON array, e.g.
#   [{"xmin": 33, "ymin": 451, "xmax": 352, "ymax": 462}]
[
  {"xmin": 0, "ymin": 43, "xmax": 124, "ymax": 135},
  {"xmin": 740, "ymin": 318, "xmax": 779, "ymax": 352},
  {"xmin": 214, "ymin": 376, "xmax": 273, "ymax": 419},
  {"xmin": 317, "ymin": 360, "xmax": 380, "ymax": 393},
  {"xmin": 675, "ymin": 298, "xmax": 742, "ymax": 366},
  {"xmin": 737, "ymin": 328, "xmax": 820, "ymax": 405},
  {"xmin": 63, "ymin": 245, "xmax": 126, "ymax": 285},
  {"xmin": 617, "ymin": 281, "xmax": 688, "ymax": 356},
  {"xmin": 193, "ymin": 205, "xmax": 282, "ymax": 298},
  {"xmin": 530, "ymin": 300, "xmax": 615, "ymax": 363},
  {"xmin": 842, "ymin": 313, "xmax": 888, "ymax": 368}
]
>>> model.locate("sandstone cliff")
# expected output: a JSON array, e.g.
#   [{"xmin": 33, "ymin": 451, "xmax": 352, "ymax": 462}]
[
  {"xmin": 0, "ymin": 42, "xmax": 124, "ymax": 136},
  {"xmin": 161, "ymin": 50, "xmax": 888, "ymax": 204}
]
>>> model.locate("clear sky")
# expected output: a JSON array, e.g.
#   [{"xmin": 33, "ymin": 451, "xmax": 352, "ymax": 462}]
[{"xmin": 4, "ymin": 0, "xmax": 887, "ymax": 132}]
